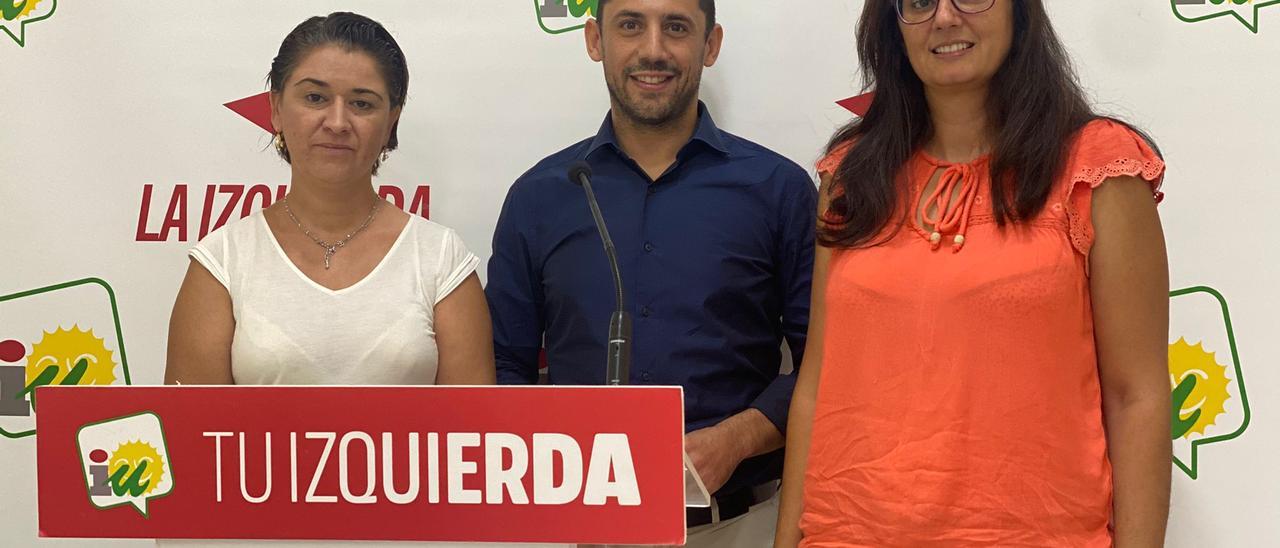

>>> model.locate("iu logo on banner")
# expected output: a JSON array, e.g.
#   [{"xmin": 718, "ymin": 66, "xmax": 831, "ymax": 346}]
[
  {"xmin": 0, "ymin": 278, "xmax": 131, "ymax": 440},
  {"xmin": 77, "ymin": 412, "xmax": 175, "ymax": 516}
]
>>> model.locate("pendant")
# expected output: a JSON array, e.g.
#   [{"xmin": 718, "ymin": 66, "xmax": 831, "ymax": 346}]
[{"xmin": 323, "ymin": 245, "xmax": 338, "ymax": 270}]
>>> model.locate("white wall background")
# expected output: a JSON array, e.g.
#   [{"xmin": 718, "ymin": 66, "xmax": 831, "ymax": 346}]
[{"xmin": 1, "ymin": 1, "xmax": 1276, "ymax": 546}]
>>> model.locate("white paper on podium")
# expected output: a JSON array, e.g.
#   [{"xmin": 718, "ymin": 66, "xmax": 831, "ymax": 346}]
[{"xmin": 683, "ymin": 451, "xmax": 712, "ymax": 508}]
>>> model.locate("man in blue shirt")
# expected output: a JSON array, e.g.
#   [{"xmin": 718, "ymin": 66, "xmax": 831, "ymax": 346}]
[{"xmin": 486, "ymin": 0, "xmax": 814, "ymax": 543}]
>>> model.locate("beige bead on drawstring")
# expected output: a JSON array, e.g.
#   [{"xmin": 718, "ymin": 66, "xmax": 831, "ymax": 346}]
[{"xmin": 922, "ymin": 163, "xmax": 979, "ymax": 253}]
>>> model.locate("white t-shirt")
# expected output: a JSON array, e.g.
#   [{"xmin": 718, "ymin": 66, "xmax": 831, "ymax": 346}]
[{"xmin": 189, "ymin": 211, "xmax": 479, "ymax": 385}]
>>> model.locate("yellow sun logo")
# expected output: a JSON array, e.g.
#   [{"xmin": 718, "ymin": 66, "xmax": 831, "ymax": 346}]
[
  {"xmin": 1169, "ymin": 338, "xmax": 1232, "ymax": 438},
  {"xmin": 24, "ymin": 325, "xmax": 117, "ymax": 388},
  {"xmin": 109, "ymin": 440, "xmax": 165, "ymax": 496},
  {"xmin": 13, "ymin": 0, "xmax": 42, "ymax": 19}
]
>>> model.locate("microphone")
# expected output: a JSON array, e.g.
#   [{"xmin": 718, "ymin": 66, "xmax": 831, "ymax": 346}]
[{"xmin": 567, "ymin": 161, "xmax": 632, "ymax": 386}]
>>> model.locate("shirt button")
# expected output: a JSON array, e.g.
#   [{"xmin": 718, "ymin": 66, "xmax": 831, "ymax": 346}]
[
  {"xmin": 644, "ymin": 242, "xmax": 654, "ymax": 252},
  {"xmin": 647, "ymin": 186, "xmax": 657, "ymax": 195},
  {"xmin": 641, "ymin": 372, "xmax": 653, "ymax": 382},
  {"xmin": 640, "ymin": 306, "xmax": 652, "ymax": 317}
]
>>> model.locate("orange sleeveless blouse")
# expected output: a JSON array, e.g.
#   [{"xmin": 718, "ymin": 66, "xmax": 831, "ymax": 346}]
[{"xmin": 799, "ymin": 120, "xmax": 1164, "ymax": 547}]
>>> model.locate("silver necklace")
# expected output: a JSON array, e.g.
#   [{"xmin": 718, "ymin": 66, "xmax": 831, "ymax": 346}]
[{"xmin": 282, "ymin": 196, "xmax": 380, "ymax": 270}]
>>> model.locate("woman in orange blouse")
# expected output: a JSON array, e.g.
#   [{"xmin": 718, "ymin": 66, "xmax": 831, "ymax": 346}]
[{"xmin": 776, "ymin": 1, "xmax": 1170, "ymax": 546}]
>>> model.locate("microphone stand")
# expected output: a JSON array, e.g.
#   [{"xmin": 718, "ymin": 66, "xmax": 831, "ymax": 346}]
[{"xmin": 569, "ymin": 162, "xmax": 632, "ymax": 386}]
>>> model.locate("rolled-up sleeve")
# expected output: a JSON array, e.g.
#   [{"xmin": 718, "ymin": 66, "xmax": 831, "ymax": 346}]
[{"xmin": 750, "ymin": 165, "xmax": 817, "ymax": 434}]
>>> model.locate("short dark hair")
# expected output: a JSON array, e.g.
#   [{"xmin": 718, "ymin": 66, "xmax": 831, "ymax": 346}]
[
  {"xmin": 596, "ymin": 0, "xmax": 716, "ymax": 36},
  {"xmin": 268, "ymin": 12, "xmax": 409, "ymax": 172}
]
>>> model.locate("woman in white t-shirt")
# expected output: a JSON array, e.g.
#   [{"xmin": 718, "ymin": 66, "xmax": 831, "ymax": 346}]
[{"xmin": 164, "ymin": 12, "xmax": 495, "ymax": 386}]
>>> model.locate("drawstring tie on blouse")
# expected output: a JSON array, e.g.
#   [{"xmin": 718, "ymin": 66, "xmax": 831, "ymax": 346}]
[{"xmin": 921, "ymin": 163, "xmax": 980, "ymax": 253}]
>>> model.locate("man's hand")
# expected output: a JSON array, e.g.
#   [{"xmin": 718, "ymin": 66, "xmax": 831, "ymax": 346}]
[
  {"xmin": 684, "ymin": 422, "xmax": 750, "ymax": 495},
  {"xmin": 684, "ymin": 408, "xmax": 784, "ymax": 495}
]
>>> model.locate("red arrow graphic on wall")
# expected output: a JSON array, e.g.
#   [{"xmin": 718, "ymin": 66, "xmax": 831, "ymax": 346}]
[
  {"xmin": 836, "ymin": 92, "xmax": 875, "ymax": 117},
  {"xmin": 224, "ymin": 92, "xmax": 275, "ymax": 134}
]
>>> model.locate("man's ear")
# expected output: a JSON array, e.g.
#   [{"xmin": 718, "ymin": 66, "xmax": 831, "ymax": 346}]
[
  {"xmin": 585, "ymin": 17, "xmax": 604, "ymax": 62},
  {"xmin": 703, "ymin": 24, "xmax": 724, "ymax": 67}
]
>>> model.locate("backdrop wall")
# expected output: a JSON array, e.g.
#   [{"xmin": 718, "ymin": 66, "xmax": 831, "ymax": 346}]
[{"xmin": 2, "ymin": 1, "xmax": 1276, "ymax": 546}]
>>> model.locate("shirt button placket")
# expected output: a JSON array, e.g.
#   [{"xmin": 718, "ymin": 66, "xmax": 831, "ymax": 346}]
[{"xmin": 636, "ymin": 181, "xmax": 657, "ymax": 383}]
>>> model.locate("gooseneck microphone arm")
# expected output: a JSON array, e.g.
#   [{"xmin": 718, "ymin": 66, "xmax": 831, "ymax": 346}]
[
  {"xmin": 567, "ymin": 161, "xmax": 632, "ymax": 386},
  {"xmin": 570, "ymin": 164, "xmax": 625, "ymax": 313}
]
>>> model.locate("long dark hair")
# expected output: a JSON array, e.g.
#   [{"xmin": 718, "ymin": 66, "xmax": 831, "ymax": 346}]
[
  {"xmin": 268, "ymin": 12, "xmax": 409, "ymax": 173},
  {"xmin": 821, "ymin": 0, "xmax": 1134, "ymax": 248}
]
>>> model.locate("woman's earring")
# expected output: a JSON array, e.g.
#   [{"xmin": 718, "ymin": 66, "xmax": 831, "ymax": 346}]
[{"xmin": 274, "ymin": 132, "xmax": 288, "ymax": 155}]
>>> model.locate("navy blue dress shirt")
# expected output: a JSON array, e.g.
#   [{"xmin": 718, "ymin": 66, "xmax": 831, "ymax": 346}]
[{"xmin": 486, "ymin": 104, "xmax": 816, "ymax": 494}]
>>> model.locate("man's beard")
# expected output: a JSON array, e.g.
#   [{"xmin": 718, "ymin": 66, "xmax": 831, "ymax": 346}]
[{"xmin": 605, "ymin": 62, "xmax": 700, "ymax": 129}]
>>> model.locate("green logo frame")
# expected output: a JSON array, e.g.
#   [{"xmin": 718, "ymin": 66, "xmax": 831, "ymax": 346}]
[
  {"xmin": 534, "ymin": 0, "xmax": 594, "ymax": 35},
  {"xmin": 0, "ymin": 278, "xmax": 132, "ymax": 439},
  {"xmin": 1169, "ymin": 286, "xmax": 1251, "ymax": 479},
  {"xmin": 1172, "ymin": 0, "xmax": 1280, "ymax": 33},
  {"xmin": 0, "ymin": 0, "xmax": 57, "ymax": 47}
]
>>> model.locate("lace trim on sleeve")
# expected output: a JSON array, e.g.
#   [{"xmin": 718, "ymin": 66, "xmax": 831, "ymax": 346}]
[{"xmin": 1065, "ymin": 157, "xmax": 1166, "ymax": 273}]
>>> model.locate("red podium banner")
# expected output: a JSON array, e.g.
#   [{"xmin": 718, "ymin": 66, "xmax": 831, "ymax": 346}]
[{"xmin": 35, "ymin": 386, "xmax": 686, "ymax": 545}]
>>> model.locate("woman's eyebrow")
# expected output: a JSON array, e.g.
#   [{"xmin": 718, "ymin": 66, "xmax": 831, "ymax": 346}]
[{"xmin": 294, "ymin": 78, "xmax": 384, "ymax": 101}]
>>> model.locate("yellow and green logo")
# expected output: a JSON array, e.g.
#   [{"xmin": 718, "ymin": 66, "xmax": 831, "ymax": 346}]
[
  {"xmin": 535, "ymin": 0, "xmax": 597, "ymax": 35},
  {"xmin": 1173, "ymin": 0, "xmax": 1280, "ymax": 33},
  {"xmin": 1168, "ymin": 286, "xmax": 1250, "ymax": 479},
  {"xmin": 1, "ymin": 0, "xmax": 57, "ymax": 47},
  {"xmin": 77, "ymin": 412, "xmax": 175, "ymax": 516},
  {"xmin": 0, "ymin": 278, "xmax": 132, "ymax": 439}
]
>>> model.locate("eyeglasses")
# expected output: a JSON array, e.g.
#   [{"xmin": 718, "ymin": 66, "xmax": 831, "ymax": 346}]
[{"xmin": 894, "ymin": 0, "xmax": 997, "ymax": 25}]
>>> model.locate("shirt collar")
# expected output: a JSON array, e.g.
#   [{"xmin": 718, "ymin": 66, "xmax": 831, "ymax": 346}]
[{"xmin": 586, "ymin": 101, "xmax": 731, "ymax": 159}]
